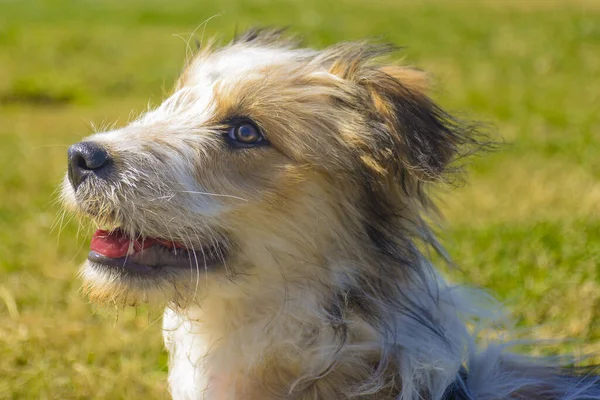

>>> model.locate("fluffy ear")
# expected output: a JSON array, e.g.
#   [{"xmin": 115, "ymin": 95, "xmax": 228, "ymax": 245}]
[
  {"xmin": 327, "ymin": 45, "xmax": 483, "ymax": 182},
  {"xmin": 362, "ymin": 65, "xmax": 479, "ymax": 181}
]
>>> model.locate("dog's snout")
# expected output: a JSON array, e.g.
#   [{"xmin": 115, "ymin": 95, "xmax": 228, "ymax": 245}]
[{"xmin": 67, "ymin": 141, "xmax": 112, "ymax": 189}]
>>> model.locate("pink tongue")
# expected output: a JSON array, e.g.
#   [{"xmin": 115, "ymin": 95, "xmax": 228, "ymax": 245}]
[
  {"xmin": 91, "ymin": 229, "xmax": 143, "ymax": 258},
  {"xmin": 90, "ymin": 229, "xmax": 185, "ymax": 258}
]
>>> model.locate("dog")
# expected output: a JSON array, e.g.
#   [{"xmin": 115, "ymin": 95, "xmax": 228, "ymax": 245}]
[{"xmin": 61, "ymin": 29, "xmax": 600, "ymax": 399}]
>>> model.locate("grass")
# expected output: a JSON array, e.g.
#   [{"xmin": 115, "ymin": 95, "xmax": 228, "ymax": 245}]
[{"xmin": 0, "ymin": 0, "xmax": 598, "ymax": 398}]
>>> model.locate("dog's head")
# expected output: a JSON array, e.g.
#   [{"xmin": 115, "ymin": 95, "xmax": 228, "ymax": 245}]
[{"xmin": 62, "ymin": 29, "xmax": 481, "ymax": 306}]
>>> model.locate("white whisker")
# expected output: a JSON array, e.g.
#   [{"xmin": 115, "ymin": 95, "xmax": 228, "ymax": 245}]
[{"xmin": 176, "ymin": 190, "xmax": 248, "ymax": 202}]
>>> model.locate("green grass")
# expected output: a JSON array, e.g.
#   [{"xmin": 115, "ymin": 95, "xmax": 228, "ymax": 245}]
[{"xmin": 0, "ymin": 0, "xmax": 599, "ymax": 398}]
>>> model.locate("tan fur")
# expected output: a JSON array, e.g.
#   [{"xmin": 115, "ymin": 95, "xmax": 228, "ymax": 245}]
[{"xmin": 62, "ymin": 30, "xmax": 599, "ymax": 400}]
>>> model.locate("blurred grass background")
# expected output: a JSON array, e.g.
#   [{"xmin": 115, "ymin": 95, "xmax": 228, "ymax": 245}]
[{"xmin": 0, "ymin": 0, "xmax": 598, "ymax": 398}]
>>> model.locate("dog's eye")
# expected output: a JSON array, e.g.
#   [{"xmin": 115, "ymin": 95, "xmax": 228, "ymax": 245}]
[{"xmin": 228, "ymin": 122, "xmax": 264, "ymax": 146}]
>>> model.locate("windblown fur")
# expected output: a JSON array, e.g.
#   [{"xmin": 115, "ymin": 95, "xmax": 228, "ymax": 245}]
[{"xmin": 62, "ymin": 28, "xmax": 600, "ymax": 399}]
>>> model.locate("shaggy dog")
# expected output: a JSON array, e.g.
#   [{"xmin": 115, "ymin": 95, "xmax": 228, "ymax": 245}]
[{"xmin": 62, "ymin": 29, "xmax": 599, "ymax": 399}]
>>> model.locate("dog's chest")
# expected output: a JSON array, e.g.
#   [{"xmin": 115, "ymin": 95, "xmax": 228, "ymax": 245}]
[{"xmin": 163, "ymin": 307, "xmax": 213, "ymax": 399}]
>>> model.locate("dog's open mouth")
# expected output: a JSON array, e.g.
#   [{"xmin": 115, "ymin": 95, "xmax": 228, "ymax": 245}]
[{"xmin": 88, "ymin": 229, "xmax": 225, "ymax": 274}]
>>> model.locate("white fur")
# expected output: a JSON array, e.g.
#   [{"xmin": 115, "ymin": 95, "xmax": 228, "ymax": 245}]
[
  {"xmin": 63, "ymin": 36, "xmax": 600, "ymax": 400},
  {"xmin": 164, "ymin": 307, "xmax": 213, "ymax": 399}
]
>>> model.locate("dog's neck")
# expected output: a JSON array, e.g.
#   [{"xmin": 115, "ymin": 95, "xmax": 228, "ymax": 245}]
[{"xmin": 163, "ymin": 250, "xmax": 469, "ymax": 399}]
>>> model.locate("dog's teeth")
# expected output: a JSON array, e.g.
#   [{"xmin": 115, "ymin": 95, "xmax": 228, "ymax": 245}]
[{"xmin": 127, "ymin": 243, "xmax": 135, "ymax": 256}]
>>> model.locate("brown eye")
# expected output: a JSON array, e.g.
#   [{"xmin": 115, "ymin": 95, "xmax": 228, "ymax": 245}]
[{"xmin": 228, "ymin": 122, "xmax": 264, "ymax": 145}]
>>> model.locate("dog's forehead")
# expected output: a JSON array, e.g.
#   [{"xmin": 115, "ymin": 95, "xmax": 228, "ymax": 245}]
[
  {"xmin": 136, "ymin": 45, "xmax": 317, "ymax": 125},
  {"xmin": 184, "ymin": 44, "xmax": 315, "ymax": 87}
]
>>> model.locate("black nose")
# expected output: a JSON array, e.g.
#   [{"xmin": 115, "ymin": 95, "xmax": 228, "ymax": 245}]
[{"xmin": 67, "ymin": 141, "xmax": 112, "ymax": 189}]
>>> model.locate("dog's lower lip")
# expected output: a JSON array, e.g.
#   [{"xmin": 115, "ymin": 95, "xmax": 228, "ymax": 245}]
[
  {"xmin": 87, "ymin": 243, "xmax": 224, "ymax": 274},
  {"xmin": 88, "ymin": 250, "xmax": 157, "ymax": 274}
]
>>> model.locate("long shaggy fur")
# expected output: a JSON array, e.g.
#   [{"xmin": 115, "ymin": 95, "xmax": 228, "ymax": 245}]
[{"xmin": 62, "ymin": 28, "xmax": 600, "ymax": 399}]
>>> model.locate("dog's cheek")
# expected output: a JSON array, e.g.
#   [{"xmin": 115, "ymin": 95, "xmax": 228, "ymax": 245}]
[{"xmin": 192, "ymin": 149, "xmax": 288, "ymax": 207}]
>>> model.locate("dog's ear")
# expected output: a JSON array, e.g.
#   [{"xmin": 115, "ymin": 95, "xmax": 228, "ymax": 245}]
[
  {"xmin": 328, "ymin": 47, "xmax": 480, "ymax": 182},
  {"xmin": 359, "ymin": 65, "xmax": 476, "ymax": 182}
]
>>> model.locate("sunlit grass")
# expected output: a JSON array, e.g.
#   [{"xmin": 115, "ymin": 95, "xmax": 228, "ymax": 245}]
[{"xmin": 0, "ymin": 0, "xmax": 598, "ymax": 398}]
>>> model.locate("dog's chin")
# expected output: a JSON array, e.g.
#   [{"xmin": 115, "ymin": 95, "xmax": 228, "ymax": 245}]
[{"xmin": 79, "ymin": 254, "xmax": 223, "ymax": 307}]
